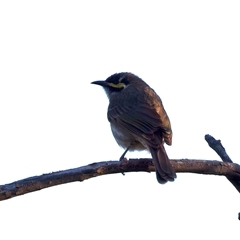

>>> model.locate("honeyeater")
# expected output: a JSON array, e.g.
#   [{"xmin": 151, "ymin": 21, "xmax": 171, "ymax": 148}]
[{"xmin": 91, "ymin": 72, "xmax": 176, "ymax": 184}]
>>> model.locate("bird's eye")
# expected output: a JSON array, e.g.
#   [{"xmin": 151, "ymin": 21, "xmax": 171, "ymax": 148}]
[
  {"xmin": 118, "ymin": 76, "xmax": 125, "ymax": 83},
  {"xmin": 119, "ymin": 75, "xmax": 130, "ymax": 86}
]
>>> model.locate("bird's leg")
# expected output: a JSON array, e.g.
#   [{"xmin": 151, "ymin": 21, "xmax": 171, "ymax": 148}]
[
  {"xmin": 119, "ymin": 146, "xmax": 131, "ymax": 176},
  {"xmin": 119, "ymin": 146, "xmax": 130, "ymax": 161}
]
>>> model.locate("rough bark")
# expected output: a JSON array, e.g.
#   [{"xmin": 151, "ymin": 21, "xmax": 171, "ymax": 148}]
[
  {"xmin": 0, "ymin": 134, "xmax": 239, "ymax": 201},
  {"xmin": 205, "ymin": 134, "xmax": 240, "ymax": 192}
]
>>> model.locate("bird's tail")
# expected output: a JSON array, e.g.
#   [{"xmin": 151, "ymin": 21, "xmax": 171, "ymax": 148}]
[{"xmin": 149, "ymin": 145, "xmax": 176, "ymax": 184}]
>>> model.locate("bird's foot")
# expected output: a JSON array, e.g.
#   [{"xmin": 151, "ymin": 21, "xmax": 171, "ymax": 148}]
[
  {"xmin": 119, "ymin": 157, "xmax": 129, "ymax": 175},
  {"xmin": 119, "ymin": 157, "xmax": 129, "ymax": 162}
]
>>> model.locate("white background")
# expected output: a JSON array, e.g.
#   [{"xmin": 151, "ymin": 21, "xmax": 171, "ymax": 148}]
[{"xmin": 0, "ymin": 1, "xmax": 239, "ymax": 239}]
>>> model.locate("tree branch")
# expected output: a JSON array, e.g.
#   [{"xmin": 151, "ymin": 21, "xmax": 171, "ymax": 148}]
[
  {"xmin": 1, "ymin": 158, "xmax": 240, "ymax": 201},
  {"xmin": 205, "ymin": 134, "xmax": 240, "ymax": 192},
  {"xmin": 1, "ymin": 134, "xmax": 239, "ymax": 201}
]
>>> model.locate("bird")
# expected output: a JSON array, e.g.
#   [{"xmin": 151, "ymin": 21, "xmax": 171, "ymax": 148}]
[{"xmin": 91, "ymin": 72, "xmax": 176, "ymax": 184}]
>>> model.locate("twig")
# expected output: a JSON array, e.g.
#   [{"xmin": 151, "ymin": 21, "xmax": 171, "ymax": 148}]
[{"xmin": 205, "ymin": 134, "xmax": 240, "ymax": 193}]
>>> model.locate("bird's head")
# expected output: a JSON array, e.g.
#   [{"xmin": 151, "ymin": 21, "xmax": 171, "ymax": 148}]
[{"xmin": 91, "ymin": 72, "xmax": 140, "ymax": 98}]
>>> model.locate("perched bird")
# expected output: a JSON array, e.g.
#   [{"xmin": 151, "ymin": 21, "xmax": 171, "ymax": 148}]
[{"xmin": 91, "ymin": 72, "xmax": 176, "ymax": 184}]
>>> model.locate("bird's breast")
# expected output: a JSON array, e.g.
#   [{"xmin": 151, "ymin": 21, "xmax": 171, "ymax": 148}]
[{"xmin": 110, "ymin": 122, "xmax": 146, "ymax": 150}]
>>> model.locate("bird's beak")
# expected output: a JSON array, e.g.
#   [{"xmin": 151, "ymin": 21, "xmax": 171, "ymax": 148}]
[{"xmin": 91, "ymin": 80, "xmax": 108, "ymax": 87}]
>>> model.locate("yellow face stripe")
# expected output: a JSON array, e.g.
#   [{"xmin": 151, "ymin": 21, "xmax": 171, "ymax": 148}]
[{"xmin": 108, "ymin": 82, "xmax": 125, "ymax": 88}]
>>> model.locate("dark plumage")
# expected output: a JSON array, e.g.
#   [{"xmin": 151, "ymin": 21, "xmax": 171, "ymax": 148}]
[{"xmin": 92, "ymin": 72, "xmax": 176, "ymax": 183}]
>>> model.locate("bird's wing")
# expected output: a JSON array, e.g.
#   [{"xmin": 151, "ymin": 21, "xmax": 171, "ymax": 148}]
[{"xmin": 108, "ymin": 103, "xmax": 172, "ymax": 147}]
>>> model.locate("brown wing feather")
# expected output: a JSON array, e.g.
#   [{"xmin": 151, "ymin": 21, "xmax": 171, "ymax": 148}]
[{"xmin": 108, "ymin": 102, "xmax": 172, "ymax": 147}]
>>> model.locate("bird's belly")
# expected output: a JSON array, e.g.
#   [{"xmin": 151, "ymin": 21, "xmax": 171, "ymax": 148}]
[{"xmin": 110, "ymin": 123, "xmax": 146, "ymax": 151}]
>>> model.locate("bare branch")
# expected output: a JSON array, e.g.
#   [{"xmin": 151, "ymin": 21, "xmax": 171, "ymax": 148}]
[
  {"xmin": 1, "ymin": 158, "xmax": 240, "ymax": 201},
  {"xmin": 0, "ymin": 134, "xmax": 239, "ymax": 201},
  {"xmin": 205, "ymin": 134, "xmax": 240, "ymax": 193},
  {"xmin": 205, "ymin": 134, "xmax": 232, "ymax": 162}
]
